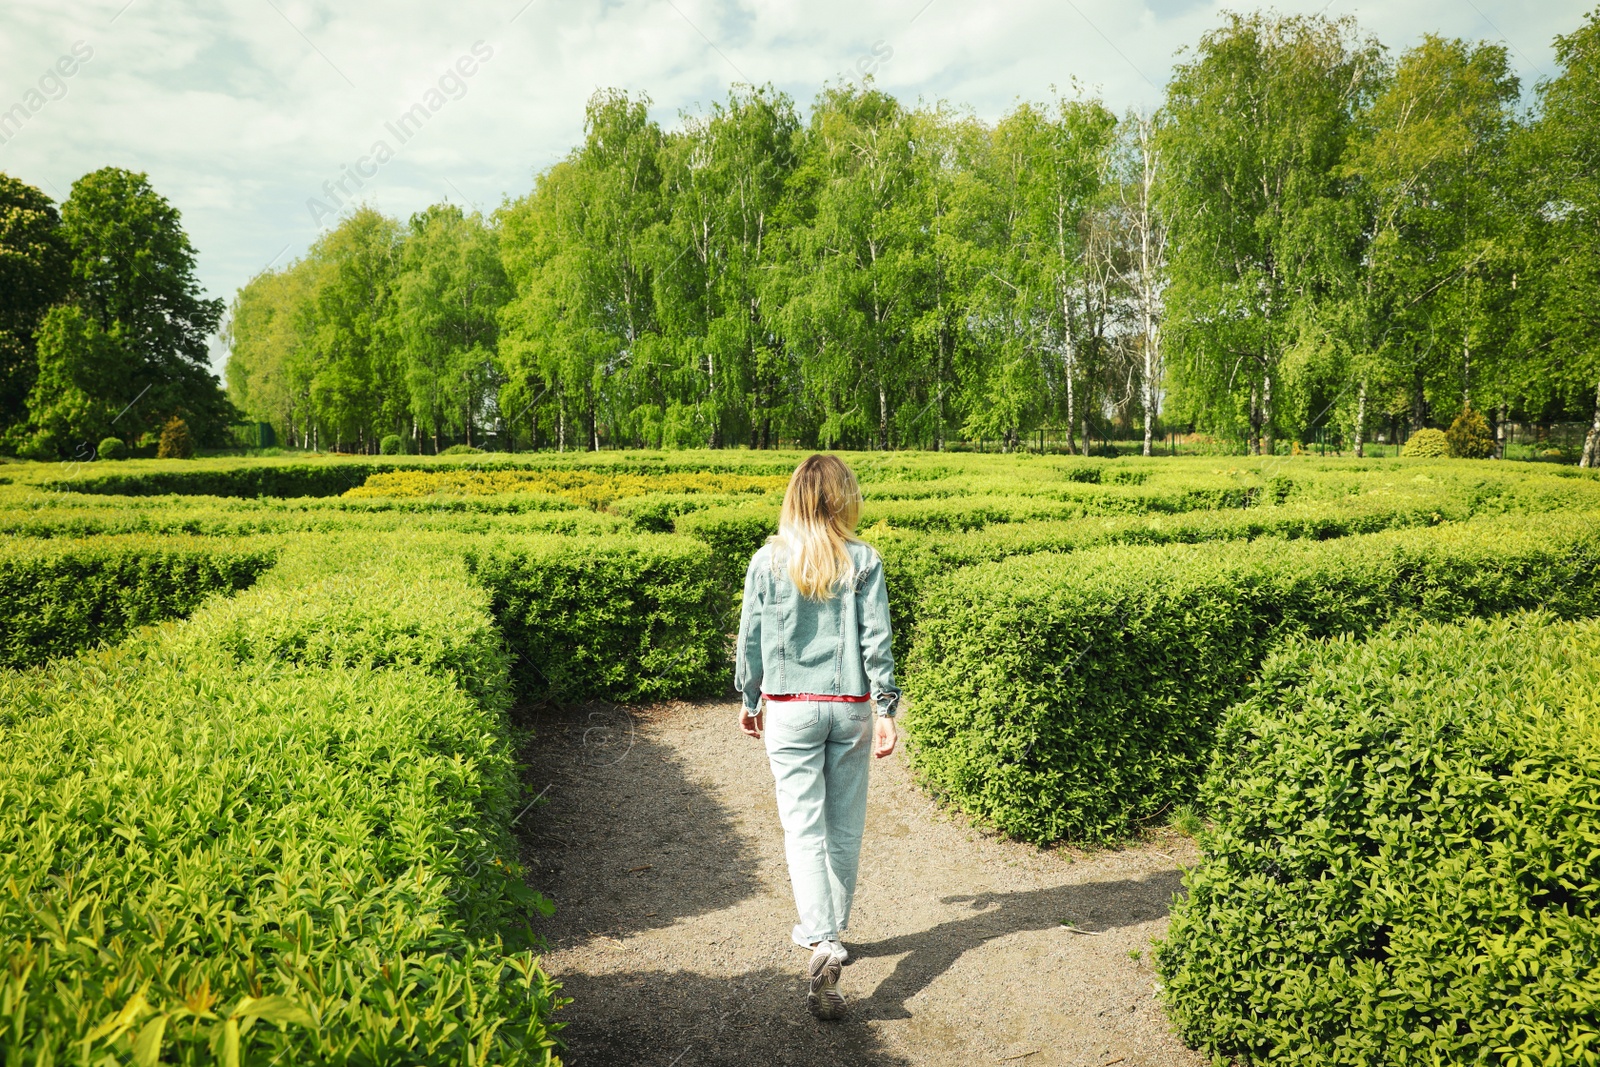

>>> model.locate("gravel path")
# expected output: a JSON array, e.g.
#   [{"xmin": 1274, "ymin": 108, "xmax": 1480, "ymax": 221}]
[{"xmin": 515, "ymin": 700, "xmax": 1204, "ymax": 1067}]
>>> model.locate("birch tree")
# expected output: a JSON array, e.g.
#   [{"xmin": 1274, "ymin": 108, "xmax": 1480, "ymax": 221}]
[
  {"xmin": 1160, "ymin": 13, "xmax": 1383, "ymax": 455},
  {"xmin": 1528, "ymin": 11, "xmax": 1600, "ymax": 466}
]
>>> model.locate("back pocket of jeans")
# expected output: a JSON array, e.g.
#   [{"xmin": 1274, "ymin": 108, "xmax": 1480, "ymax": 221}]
[{"xmin": 769, "ymin": 702, "xmax": 820, "ymax": 730}]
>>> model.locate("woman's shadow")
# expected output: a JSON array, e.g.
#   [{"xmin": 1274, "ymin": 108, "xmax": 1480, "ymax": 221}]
[{"xmin": 849, "ymin": 870, "xmax": 1185, "ymax": 1018}]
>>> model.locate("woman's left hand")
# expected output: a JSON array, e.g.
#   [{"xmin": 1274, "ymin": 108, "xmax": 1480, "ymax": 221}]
[
  {"xmin": 740, "ymin": 709, "xmax": 763, "ymax": 738},
  {"xmin": 873, "ymin": 715, "xmax": 897, "ymax": 758}
]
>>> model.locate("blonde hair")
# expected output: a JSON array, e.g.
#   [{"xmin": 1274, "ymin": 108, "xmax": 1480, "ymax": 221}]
[{"xmin": 772, "ymin": 454, "xmax": 864, "ymax": 600}]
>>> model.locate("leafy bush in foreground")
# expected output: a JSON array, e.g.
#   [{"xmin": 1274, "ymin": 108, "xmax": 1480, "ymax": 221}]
[
  {"xmin": 902, "ymin": 512, "xmax": 1600, "ymax": 843},
  {"xmin": 0, "ymin": 534, "xmax": 278, "ymax": 668},
  {"xmin": 0, "ymin": 534, "xmax": 565, "ymax": 1064},
  {"xmin": 0, "ymin": 654, "xmax": 564, "ymax": 1065},
  {"xmin": 1158, "ymin": 614, "xmax": 1600, "ymax": 1066}
]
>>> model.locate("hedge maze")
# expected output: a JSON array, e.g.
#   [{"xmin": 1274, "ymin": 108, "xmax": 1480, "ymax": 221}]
[{"xmin": 2, "ymin": 451, "xmax": 1598, "ymax": 1064}]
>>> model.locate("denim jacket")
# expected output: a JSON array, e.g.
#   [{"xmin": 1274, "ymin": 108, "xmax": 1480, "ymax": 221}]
[{"xmin": 735, "ymin": 539, "xmax": 901, "ymax": 718}]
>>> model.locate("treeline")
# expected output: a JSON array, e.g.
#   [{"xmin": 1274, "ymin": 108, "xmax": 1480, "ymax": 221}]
[
  {"xmin": 225, "ymin": 9, "xmax": 1600, "ymax": 465},
  {"xmin": 7, "ymin": 9, "xmax": 1596, "ymax": 463},
  {"xmin": 0, "ymin": 169, "xmax": 234, "ymax": 458}
]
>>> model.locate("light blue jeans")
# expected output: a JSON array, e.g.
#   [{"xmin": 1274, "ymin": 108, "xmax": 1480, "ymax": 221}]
[{"xmin": 762, "ymin": 699, "xmax": 873, "ymax": 945}]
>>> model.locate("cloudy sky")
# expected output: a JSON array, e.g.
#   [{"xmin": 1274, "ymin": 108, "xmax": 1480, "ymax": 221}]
[{"xmin": 0, "ymin": 0, "xmax": 1587, "ymax": 369}]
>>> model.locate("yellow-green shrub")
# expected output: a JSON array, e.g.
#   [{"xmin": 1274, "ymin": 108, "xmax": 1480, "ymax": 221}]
[
  {"xmin": 0, "ymin": 493, "xmax": 626, "ymax": 539},
  {"xmin": 1403, "ymin": 428, "xmax": 1450, "ymax": 457},
  {"xmin": 0, "ymin": 534, "xmax": 278, "ymax": 668},
  {"xmin": 902, "ymin": 512, "xmax": 1600, "ymax": 843},
  {"xmin": 1158, "ymin": 614, "xmax": 1600, "ymax": 1065},
  {"xmin": 467, "ymin": 534, "xmax": 726, "ymax": 703},
  {"xmin": 0, "ymin": 534, "xmax": 565, "ymax": 1065},
  {"xmin": 347, "ymin": 467, "xmax": 787, "ymax": 507}
]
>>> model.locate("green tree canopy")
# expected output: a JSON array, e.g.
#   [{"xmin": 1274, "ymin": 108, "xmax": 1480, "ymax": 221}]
[
  {"xmin": 1524, "ymin": 9, "xmax": 1600, "ymax": 465},
  {"xmin": 0, "ymin": 174, "xmax": 69, "ymax": 431},
  {"xmin": 392, "ymin": 203, "xmax": 508, "ymax": 452},
  {"xmin": 23, "ymin": 167, "xmax": 232, "ymax": 455},
  {"xmin": 207, "ymin": 6, "xmax": 1600, "ymax": 465},
  {"xmin": 1160, "ymin": 12, "xmax": 1385, "ymax": 455}
]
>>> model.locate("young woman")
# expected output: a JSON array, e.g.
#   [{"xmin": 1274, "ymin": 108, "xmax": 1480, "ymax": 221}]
[{"xmin": 735, "ymin": 454, "xmax": 900, "ymax": 1021}]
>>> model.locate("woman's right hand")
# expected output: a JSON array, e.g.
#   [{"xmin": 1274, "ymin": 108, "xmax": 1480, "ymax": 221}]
[{"xmin": 873, "ymin": 715, "xmax": 897, "ymax": 758}]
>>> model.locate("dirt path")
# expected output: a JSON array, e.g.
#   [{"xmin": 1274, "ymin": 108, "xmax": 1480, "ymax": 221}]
[{"xmin": 515, "ymin": 700, "xmax": 1204, "ymax": 1067}]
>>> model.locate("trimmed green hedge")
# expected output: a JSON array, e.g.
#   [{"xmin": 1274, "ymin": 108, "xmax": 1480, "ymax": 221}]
[
  {"xmin": 171, "ymin": 534, "xmax": 515, "ymax": 710},
  {"xmin": 1157, "ymin": 614, "xmax": 1600, "ymax": 1066},
  {"xmin": 902, "ymin": 512, "xmax": 1600, "ymax": 844},
  {"xmin": 673, "ymin": 503, "xmax": 778, "ymax": 616},
  {"xmin": 0, "ymin": 534, "xmax": 564, "ymax": 1064},
  {"xmin": 0, "ymin": 494, "xmax": 624, "ymax": 539},
  {"xmin": 610, "ymin": 491, "xmax": 743, "ymax": 533},
  {"xmin": 857, "ymin": 482, "xmax": 1266, "ymax": 533},
  {"xmin": 0, "ymin": 535, "xmax": 278, "ymax": 668},
  {"xmin": 467, "ymin": 534, "xmax": 725, "ymax": 704},
  {"xmin": 31, "ymin": 453, "xmax": 806, "ymax": 498},
  {"xmin": 873, "ymin": 494, "xmax": 1465, "ymax": 663},
  {"xmin": 672, "ymin": 483, "xmax": 1535, "ymax": 662},
  {"xmin": 44, "ymin": 462, "xmax": 395, "ymax": 498}
]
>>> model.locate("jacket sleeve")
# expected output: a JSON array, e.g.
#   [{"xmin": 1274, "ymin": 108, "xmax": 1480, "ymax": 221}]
[
  {"xmin": 733, "ymin": 553, "xmax": 765, "ymax": 715},
  {"xmin": 856, "ymin": 549, "xmax": 901, "ymax": 718}
]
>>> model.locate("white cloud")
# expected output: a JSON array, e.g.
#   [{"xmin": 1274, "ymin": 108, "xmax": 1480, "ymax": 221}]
[{"xmin": 0, "ymin": 0, "xmax": 1586, "ymax": 374}]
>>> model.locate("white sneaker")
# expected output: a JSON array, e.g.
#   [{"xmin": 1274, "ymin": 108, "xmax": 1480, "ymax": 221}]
[
  {"xmin": 791, "ymin": 926, "xmax": 850, "ymax": 963},
  {"xmin": 807, "ymin": 943, "xmax": 846, "ymax": 1021}
]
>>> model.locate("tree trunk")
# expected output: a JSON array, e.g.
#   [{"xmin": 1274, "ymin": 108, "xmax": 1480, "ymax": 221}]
[
  {"xmin": 1141, "ymin": 353, "xmax": 1156, "ymax": 458},
  {"xmin": 558, "ymin": 401, "xmax": 566, "ymax": 453},
  {"xmin": 1063, "ymin": 325, "xmax": 1078, "ymax": 454},
  {"xmin": 1582, "ymin": 378, "xmax": 1600, "ymax": 469},
  {"xmin": 878, "ymin": 384, "xmax": 890, "ymax": 452},
  {"xmin": 1248, "ymin": 382, "xmax": 1260, "ymax": 456},
  {"xmin": 1353, "ymin": 378, "xmax": 1368, "ymax": 459},
  {"xmin": 1496, "ymin": 401, "xmax": 1508, "ymax": 459},
  {"xmin": 1412, "ymin": 365, "xmax": 1427, "ymax": 435},
  {"xmin": 708, "ymin": 351, "xmax": 720, "ymax": 449},
  {"xmin": 1261, "ymin": 372, "xmax": 1274, "ymax": 457}
]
